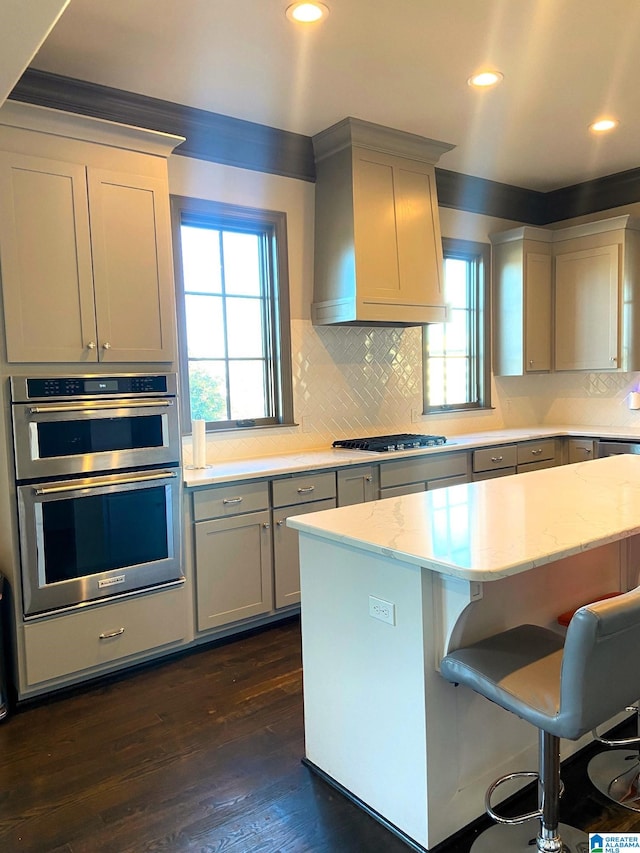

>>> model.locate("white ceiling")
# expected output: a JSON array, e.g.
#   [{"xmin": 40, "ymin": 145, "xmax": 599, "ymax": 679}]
[{"xmin": 26, "ymin": 0, "xmax": 640, "ymax": 191}]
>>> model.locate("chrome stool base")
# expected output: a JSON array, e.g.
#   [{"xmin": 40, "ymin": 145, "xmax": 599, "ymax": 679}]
[
  {"xmin": 588, "ymin": 749, "xmax": 640, "ymax": 811},
  {"xmin": 470, "ymin": 820, "xmax": 588, "ymax": 853}
]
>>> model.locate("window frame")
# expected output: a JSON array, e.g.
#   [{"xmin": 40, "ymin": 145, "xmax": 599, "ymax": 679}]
[
  {"xmin": 422, "ymin": 237, "xmax": 491, "ymax": 414},
  {"xmin": 171, "ymin": 196, "xmax": 294, "ymax": 433}
]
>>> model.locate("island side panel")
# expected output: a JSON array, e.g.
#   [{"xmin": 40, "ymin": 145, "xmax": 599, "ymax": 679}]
[{"xmin": 298, "ymin": 533, "xmax": 431, "ymax": 847}]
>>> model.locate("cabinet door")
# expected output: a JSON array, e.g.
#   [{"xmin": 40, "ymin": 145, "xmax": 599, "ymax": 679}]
[
  {"xmin": 0, "ymin": 152, "xmax": 98, "ymax": 362},
  {"xmin": 524, "ymin": 252, "xmax": 552, "ymax": 372},
  {"xmin": 554, "ymin": 244, "xmax": 619, "ymax": 370},
  {"xmin": 567, "ymin": 438, "xmax": 595, "ymax": 464},
  {"xmin": 273, "ymin": 498, "xmax": 336, "ymax": 609},
  {"xmin": 426, "ymin": 474, "xmax": 468, "ymax": 491},
  {"xmin": 195, "ymin": 510, "xmax": 273, "ymax": 631},
  {"xmin": 337, "ymin": 466, "xmax": 376, "ymax": 506},
  {"xmin": 88, "ymin": 168, "xmax": 175, "ymax": 362}
]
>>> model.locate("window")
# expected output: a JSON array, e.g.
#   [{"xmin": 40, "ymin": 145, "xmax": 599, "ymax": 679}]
[
  {"xmin": 171, "ymin": 197, "xmax": 294, "ymax": 432},
  {"xmin": 423, "ymin": 238, "xmax": 491, "ymax": 412}
]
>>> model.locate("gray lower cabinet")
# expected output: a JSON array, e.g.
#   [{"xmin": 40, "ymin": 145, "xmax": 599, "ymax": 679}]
[
  {"xmin": 273, "ymin": 498, "xmax": 336, "ymax": 608},
  {"xmin": 472, "ymin": 445, "xmax": 518, "ymax": 480},
  {"xmin": 193, "ymin": 481, "xmax": 273, "ymax": 631},
  {"xmin": 337, "ymin": 465, "xmax": 378, "ymax": 505},
  {"xmin": 379, "ymin": 452, "xmax": 470, "ymax": 497},
  {"xmin": 516, "ymin": 438, "xmax": 559, "ymax": 473},
  {"xmin": 566, "ymin": 438, "xmax": 595, "ymax": 464},
  {"xmin": 272, "ymin": 472, "xmax": 337, "ymax": 609},
  {"xmin": 22, "ymin": 584, "xmax": 188, "ymax": 687}
]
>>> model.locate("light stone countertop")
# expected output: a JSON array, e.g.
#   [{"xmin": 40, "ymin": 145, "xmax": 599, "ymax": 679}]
[
  {"xmin": 184, "ymin": 424, "xmax": 640, "ymax": 488},
  {"xmin": 287, "ymin": 454, "xmax": 640, "ymax": 582}
]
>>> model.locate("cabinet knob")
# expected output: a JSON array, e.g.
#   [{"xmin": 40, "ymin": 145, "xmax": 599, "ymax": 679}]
[
  {"xmin": 262, "ymin": 522, "xmax": 270, "ymax": 529},
  {"xmin": 276, "ymin": 519, "xmax": 285, "ymax": 527},
  {"xmin": 365, "ymin": 476, "xmax": 373, "ymax": 482},
  {"xmin": 529, "ymin": 359, "xmax": 534, "ymax": 366},
  {"xmin": 102, "ymin": 342, "xmax": 112, "ymax": 350},
  {"xmin": 87, "ymin": 341, "xmax": 96, "ymax": 350},
  {"xmin": 610, "ymin": 356, "xmax": 617, "ymax": 363}
]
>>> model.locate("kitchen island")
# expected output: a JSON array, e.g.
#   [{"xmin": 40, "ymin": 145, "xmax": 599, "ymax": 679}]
[{"xmin": 287, "ymin": 455, "xmax": 640, "ymax": 851}]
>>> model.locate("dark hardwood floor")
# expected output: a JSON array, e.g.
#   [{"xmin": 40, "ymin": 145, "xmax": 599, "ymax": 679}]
[{"xmin": 1, "ymin": 617, "xmax": 639, "ymax": 852}]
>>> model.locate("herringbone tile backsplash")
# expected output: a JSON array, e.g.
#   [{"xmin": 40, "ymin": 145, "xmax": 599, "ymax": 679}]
[{"xmin": 183, "ymin": 319, "xmax": 640, "ymax": 464}]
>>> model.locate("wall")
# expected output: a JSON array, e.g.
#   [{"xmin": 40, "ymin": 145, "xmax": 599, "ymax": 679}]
[{"xmin": 169, "ymin": 156, "xmax": 640, "ymax": 465}]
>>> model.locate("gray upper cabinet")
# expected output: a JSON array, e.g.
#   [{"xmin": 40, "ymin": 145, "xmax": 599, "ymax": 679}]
[
  {"xmin": 0, "ymin": 101, "xmax": 183, "ymax": 363},
  {"xmin": 312, "ymin": 117, "xmax": 454, "ymax": 326},
  {"xmin": 492, "ymin": 215, "xmax": 640, "ymax": 374},
  {"xmin": 491, "ymin": 227, "xmax": 552, "ymax": 376}
]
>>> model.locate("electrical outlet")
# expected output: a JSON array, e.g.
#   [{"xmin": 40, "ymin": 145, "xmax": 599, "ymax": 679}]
[{"xmin": 369, "ymin": 595, "xmax": 395, "ymax": 626}]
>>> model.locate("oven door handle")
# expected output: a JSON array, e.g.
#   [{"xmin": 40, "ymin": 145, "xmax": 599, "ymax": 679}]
[
  {"xmin": 28, "ymin": 400, "xmax": 174, "ymax": 414},
  {"xmin": 33, "ymin": 470, "xmax": 178, "ymax": 495}
]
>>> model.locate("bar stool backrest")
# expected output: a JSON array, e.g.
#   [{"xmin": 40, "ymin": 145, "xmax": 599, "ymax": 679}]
[{"xmin": 560, "ymin": 587, "xmax": 640, "ymax": 740}]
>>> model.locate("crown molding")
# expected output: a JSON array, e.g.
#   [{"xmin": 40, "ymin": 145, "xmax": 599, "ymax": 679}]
[
  {"xmin": 10, "ymin": 69, "xmax": 316, "ymax": 181},
  {"xmin": 10, "ymin": 69, "xmax": 640, "ymax": 223}
]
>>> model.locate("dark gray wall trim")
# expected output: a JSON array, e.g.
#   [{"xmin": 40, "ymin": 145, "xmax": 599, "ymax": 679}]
[
  {"xmin": 10, "ymin": 69, "xmax": 640, "ymax": 221},
  {"xmin": 10, "ymin": 69, "xmax": 316, "ymax": 182},
  {"xmin": 544, "ymin": 168, "xmax": 640, "ymax": 223},
  {"xmin": 435, "ymin": 168, "xmax": 547, "ymax": 225}
]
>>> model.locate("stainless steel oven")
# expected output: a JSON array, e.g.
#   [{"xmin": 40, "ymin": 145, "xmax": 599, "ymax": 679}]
[{"xmin": 11, "ymin": 374, "xmax": 184, "ymax": 618}]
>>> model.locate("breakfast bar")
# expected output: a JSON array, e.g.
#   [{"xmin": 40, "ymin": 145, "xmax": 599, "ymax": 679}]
[{"xmin": 287, "ymin": 455, "xmax": 640, "ymax": 850}]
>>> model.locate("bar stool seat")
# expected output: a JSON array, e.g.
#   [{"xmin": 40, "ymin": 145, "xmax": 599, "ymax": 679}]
[{"xmin": 441, "ymin": 588, "xmax": 640, "ymax": 853}]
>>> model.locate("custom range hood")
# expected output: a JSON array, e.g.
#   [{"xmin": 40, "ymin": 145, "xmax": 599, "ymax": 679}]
[{"xmin": 311, "ymin": 117, "xmax": 455, "ymax": 327}]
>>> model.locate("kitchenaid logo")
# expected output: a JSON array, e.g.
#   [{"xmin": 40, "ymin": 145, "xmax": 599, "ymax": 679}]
[{"xmin": 98, "ymin": 575, "xmax": 126, "ymax": 588}]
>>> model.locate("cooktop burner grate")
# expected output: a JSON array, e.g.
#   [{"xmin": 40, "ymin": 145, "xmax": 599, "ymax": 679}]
[{"xmin": 332, "ymin": 433, "xmax": 447, "ymax": 452}]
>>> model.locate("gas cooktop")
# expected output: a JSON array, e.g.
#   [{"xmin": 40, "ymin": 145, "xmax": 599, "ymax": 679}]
[{"xmin": 332, "ymin": 433, "xmax": 448, "ymax": 453}]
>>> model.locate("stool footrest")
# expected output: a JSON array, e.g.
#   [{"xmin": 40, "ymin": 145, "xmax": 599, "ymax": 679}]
[
  {"xmin": 485, "ymin": 770, "xmax": 566, "ymax": 826},
  {"xmin": 485, "ymin": 771, "xmax": 541, "ymax": 825}
]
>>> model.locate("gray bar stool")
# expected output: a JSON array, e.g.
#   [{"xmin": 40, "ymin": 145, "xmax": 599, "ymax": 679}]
[
  {"xmin": 558, "ymin": 593, "xmax": 640, "ymax": 811},
  {"xmin": 440, "ymin": 588, "xmax": 640, "ymax": 853}
]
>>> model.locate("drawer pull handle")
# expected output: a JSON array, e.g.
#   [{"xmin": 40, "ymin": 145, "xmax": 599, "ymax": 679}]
[
  {"xmin": 531, "ymin": 448, "xmax": 543, "ymax": 455},
  {"xmin": 297, "ymin": 486, "xmax": 315, "ymax": 494},
  {"xmin": 581, "ymin": 447, "xmax": 592, "ymax": 454},
  {"xmin": 99, "ymin": 627, "xmax": 125, "ymax": 640},
  {"xmin": 222, "ymin": 497, "xmax": 243, "ymax": 505},
  {"xmin": 490, "ymin": 456, "xmax": 503, "ymax": 463}
]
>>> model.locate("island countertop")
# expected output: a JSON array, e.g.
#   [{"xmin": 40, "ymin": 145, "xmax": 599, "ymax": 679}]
[{"xmin": 287, "ymin": 454, "xmax": 640, "ymax": 581}]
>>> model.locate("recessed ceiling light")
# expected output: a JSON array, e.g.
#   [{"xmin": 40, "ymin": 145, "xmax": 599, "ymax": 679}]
[
  {"xmin": 467, "ymin": 70, "xmax": 504, "ymax": 89},
  {"xmin": 589, "ymin": 118, "xmax": 619, "ymax": 133},
  {"xmin": 286, "ymin": 2, "xmax": 329, "ymax": 23}
]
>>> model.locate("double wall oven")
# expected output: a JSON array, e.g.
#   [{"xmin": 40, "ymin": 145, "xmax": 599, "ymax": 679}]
[{"xmin": 11, "ymin": 374, "xmax": 183, "ymax": 618}]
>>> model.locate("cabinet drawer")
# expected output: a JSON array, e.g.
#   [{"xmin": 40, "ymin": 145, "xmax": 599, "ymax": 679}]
[
  {"xmin": 23, "ymin": 585, "xmax": 188, "ymax": 686},
  {"xmin": 472, "ymin": 467, "xmax": 517, "ymax": 481},
  {"xmin": 472, "ymin": 445, "xmax": 517, "ymax": 472},
  {"xmin": 193, "ymin": 480, "xmax": 269, "ymax": 520},
  {"xmin": 568, "ymin": 439, "xmax": 595, "ymax": 464},
  {"xmin": 516, "ymin": 439, "xmax": 556, "ymax": 465},
  {"xmin": 272, "ymin": 471, "xmax": 336, "ymax": 508},
  {"xmin": 517, "ymin": 458, "xmax": 557, "ymax": 474},
  {"xmin": 380, "ymin": 452, "xmax": 468, "ymax": 489}
]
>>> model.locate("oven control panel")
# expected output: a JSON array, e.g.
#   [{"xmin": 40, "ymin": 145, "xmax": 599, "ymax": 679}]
[{"xmin": 12, "ymin": 374, "xmax": 176, "ymax": 402}]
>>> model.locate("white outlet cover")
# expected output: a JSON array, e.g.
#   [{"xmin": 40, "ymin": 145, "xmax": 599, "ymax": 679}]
[{"xmin": 368, "ymin": 594, "xmax": 395, "ymax": 626}]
